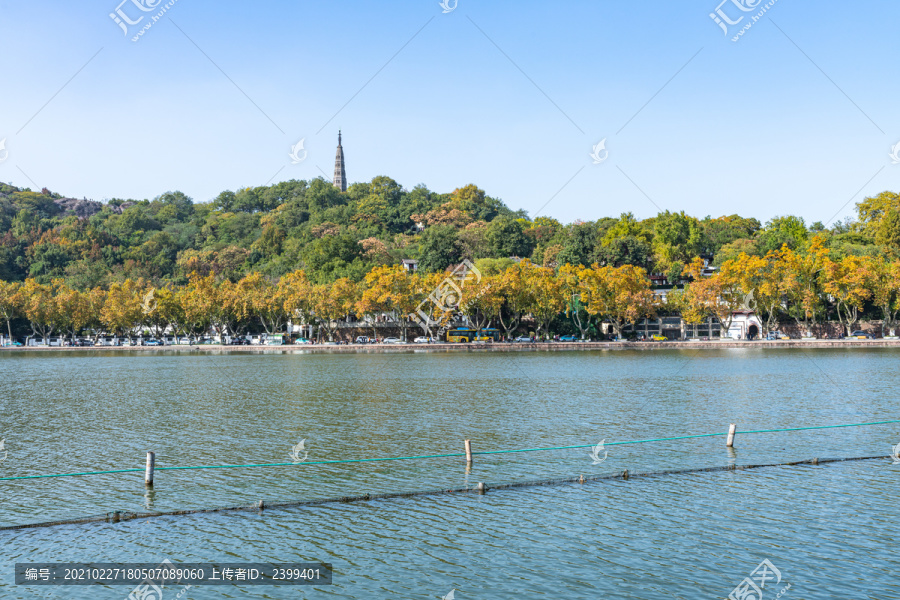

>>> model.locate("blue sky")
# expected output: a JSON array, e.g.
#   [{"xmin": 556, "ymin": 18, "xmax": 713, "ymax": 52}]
[{"xmin": 1, "ymin": 0, "xmax": 898, "ymax": 225}]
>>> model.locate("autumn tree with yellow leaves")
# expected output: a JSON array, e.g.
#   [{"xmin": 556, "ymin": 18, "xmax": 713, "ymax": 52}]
[
  {"xmin": 523, "ymin": 263, "xmax": 566, "ymax": 339},
  {"xmin": 559, "ymin": 264, "xmax": 593, "ymax": 339},
  {"xmin": 0, "ymin": 280, "xmax": 22, "ymax": 342},
  {"xmin": 357, "ymin": 265, "xmax": 422, "ymax": 341},
  {"xmin": 311, "ymin": 278, "xmax": 359, "ymax": 341},
  {"xmin": 576, "ymin": 264, "xmax": 656, "ymax": 338},
  {"xmin": 780, "ymin": 237, "xmax": 828, "ymax": 337},
  {"xmin": 458, "ymin": 274, "xmax": 502, "ymax": 332},
  {"xmin": 665, "ymin": 289, "xmax": 706, "ymax": 338},
  {"xmin": 684, "ymin": 257, "xmax": 746, "ymax": 336},
  {"xmin": 281, "ymin": 269, "xmax": 314, "ymax": 334},
  {"xmin": 56, "ymin": 283, "xmax": 98, "ymax": 343},
  {"xmin": 20, "ymin": 279, "xmax": 67, "ymax": 340},
  {"xmin": 821, "ymin": 255, "xmax": 874, "ymax": 336},
  {"xmin": 870, "ymin": 258, "xmax": 900, "ymax": 337},
  {"xmin": 100, "ymin": 279, "xmax": 147, "ymax": 341},
  {"xmin": 234, "ymin": 272, "xmax": 289, "ymax": 336},
  {"xmin": 733, "ymin": 251, "xmax": 786, "ymax": 335},
  {"xmin": 497, "ymin": 260, "xmax": 535, "ymax": 338}
]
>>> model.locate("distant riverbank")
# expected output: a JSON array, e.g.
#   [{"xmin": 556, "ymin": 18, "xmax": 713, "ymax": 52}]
[{"xmin": 4, "ymin": 339, "xmax": 900, "ymax": 353}]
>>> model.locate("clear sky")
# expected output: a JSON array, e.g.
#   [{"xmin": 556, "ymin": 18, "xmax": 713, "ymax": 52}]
[{"xmin": 1, "ymin": 0, "xmax": 898, "ymax": 225}]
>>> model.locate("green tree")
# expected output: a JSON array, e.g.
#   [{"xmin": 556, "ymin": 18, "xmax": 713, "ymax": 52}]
[
  {"xmin": 594, "ymin": 235, "xmax": 651, "ymax": 268},
  {"xmin": 856, "ymin": 191, "xmax": 900, "ymax": 238},
  {"xmin": 756, "ymin": 215, "xmax": 809, "ymax": 255},
  {"xmin": 486, "ymin": 217, "xmax": 534, "ymax": 258},
  {"xmin": 417, "ymin": 225, "xmax": 462, "ymax": 272},
  {"xmin": 702, "ymin": 215, "xmax": 761, "ymax": 256},
  {"xmin": 556, "ymin": 222, "xmax": 598, "ymax": 267},
  {"xmin": 601, "ymin": 213, "xmax": 651, "ymax": 246},
  {"xmin": 652, "ymin": 211, "xmax": 703, "ymax": 276},
  {"xmin": 301, "ymin": 232, "xmax": 365, "ymax": 283},
  {"xmin": 875, "ymin": 207, "xmax": 900, "ymax": 249}
]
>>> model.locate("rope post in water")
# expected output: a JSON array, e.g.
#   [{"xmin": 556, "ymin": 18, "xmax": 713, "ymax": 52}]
[
  {"xmin": 726, "ymin": 423, "xmax": 736, "ymax": 448},
  {"xmin": 465, "ymin": 439, "xmax": 473, "ymax": 466},
  {"xmin": 145, "ymin": 452, "xmax": 155, "ymax": 487}
]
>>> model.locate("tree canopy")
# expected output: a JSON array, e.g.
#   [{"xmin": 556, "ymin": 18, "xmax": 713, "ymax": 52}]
[{"xmin": 1, "ymin": 178, "xmax": 898, "ymax": 305}]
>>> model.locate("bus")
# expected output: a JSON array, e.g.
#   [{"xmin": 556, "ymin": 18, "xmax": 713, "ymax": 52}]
[
  {"xmin": 445, "ymin": 328, "xmax": 501, "ymax": 343},
  {"xmin": 446, "ymin": 328, "xmax": 476, "ymax": 343},
  {"xmin": 476, "ymin": 328, "xmax": 501, "ymax": 342}
]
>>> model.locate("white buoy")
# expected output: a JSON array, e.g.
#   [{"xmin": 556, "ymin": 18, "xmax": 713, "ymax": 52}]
[
  {"xmin": 726, "ymin": 423, "xmax": 736, "ymax": 448},
  {"xmin": 464, "ymin": 439, "xmax": 473, "ymax": 465}
]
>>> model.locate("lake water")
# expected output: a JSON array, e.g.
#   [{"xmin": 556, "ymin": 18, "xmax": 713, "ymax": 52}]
[{"xmin": 1, "ymin": 348, "xmax": 898, "ymax": 598}]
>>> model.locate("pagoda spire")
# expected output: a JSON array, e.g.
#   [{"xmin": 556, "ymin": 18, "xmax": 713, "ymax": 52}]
[{"xmin": 333, "ymin": 130, "xmax": 347, "ymax": 192}]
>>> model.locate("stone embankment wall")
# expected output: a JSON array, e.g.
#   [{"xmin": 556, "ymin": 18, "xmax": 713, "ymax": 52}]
[{"xmin": 8, "ymin": 339, "xmax": 900, "ymax": 353}]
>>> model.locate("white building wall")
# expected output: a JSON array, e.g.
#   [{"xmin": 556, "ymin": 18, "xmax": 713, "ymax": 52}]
[{"xmin": 726, "ymin": 312, "xmax": 763, "ymax": 339}]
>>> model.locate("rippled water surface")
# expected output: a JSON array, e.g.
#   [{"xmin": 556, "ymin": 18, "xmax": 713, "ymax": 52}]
[{"xmin": 1, "ymin": 348, "xmax": 899, "ymax": 598}]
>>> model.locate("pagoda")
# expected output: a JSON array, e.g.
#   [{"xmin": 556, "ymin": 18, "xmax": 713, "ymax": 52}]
[{"xmin": 333, "ymin": 131, "xmax": 347, "ymax": 192}]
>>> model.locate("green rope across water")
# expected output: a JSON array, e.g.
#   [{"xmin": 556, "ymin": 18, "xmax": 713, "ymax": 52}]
[{"xmin": 2, "ymin": 419, "xmax": 898, "ymax": 482}]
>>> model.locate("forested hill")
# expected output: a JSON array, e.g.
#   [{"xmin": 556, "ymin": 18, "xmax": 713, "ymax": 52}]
[{"xmin": 0, "ymin": 177, "xmax": 896, "ymax": 288}]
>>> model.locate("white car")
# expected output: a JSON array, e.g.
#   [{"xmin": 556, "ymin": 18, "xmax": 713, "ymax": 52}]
[
  {"xmin": 383, "ymin": 337, "xmax": 402, "ymax": 344},
  {"xmin": 413, "ymin": 336, "xmax": 433, "ymax": 343}
]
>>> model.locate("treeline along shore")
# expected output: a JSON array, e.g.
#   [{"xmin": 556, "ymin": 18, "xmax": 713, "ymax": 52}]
[{"xmin": 3, "ymin": 179, "xmax": 900, "ymax": 343}]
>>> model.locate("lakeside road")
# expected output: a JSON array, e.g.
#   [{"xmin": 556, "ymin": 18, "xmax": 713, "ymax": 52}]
[{"xmin": 3, "ymin": 339, "xmax": 900, "ymax": 353}]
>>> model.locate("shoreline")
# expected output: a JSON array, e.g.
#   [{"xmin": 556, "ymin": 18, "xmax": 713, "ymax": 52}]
[{"xmin": 3, "ymin": 339, "xmax": 899, "ymax": 353}]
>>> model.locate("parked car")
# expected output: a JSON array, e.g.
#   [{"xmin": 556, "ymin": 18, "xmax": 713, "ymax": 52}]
[
  {"xmin": 229, "ymin": 336, "xmax": 249, "ymax": 345},
  {"xmin": 766, "ymin": 331, "xmax": 790, "ymax": 340},
  {"xmin": 651, "ymin": 334, "xmax": 667, "ymax": 341},
  {"xmin": 382, "ymin": 337, "xmax": 402, "ymax": 344},
  {"xmin": 354, "ymin": 336, "xmax": 372, "ymax": 344},
  {"xmin": 144, "ymin": 339, "xmax": 162, "ymax": 346},
  {"xmin": 413, "ymin": 336, "xmax": 433, "ymax": 343},
  {"xmin": 848, "ymin": 331, "xmax": 874, "ymax": 339},
  {"xmin": 514, "ymin": 335, "xmax": 533, "ymax": 342},
  {"xmin": 559, "ymin": 335, "xmax": 578, "ymax": 342},
  {"xmin": 294, "ymin": 337, "xmax": 312, "ymax": 345}
]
